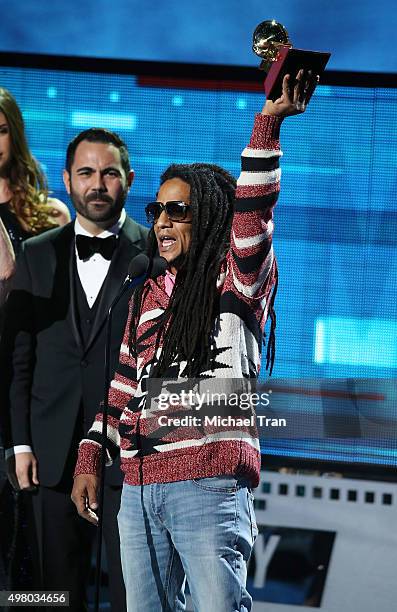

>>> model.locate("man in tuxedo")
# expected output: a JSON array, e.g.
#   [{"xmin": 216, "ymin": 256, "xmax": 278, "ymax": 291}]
[{"xmin": 0, "ymin": 127, "xmax": 148, "ymax": 610}]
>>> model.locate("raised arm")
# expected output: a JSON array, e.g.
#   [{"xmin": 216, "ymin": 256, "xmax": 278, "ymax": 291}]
[{"xmin": 227, "ymin": 70, "xmax": 318, "ymax": 302}]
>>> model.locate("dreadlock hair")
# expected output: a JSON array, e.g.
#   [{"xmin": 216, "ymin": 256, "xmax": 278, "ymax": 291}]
[{"xmin": 129, "ymin": 163, "xmax": 236, "ymax": 378}]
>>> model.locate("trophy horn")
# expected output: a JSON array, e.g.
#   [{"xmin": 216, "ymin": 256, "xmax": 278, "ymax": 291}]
[{"xmin": 252, "ymin": 20, "xmax": 292, "ymax": 71}]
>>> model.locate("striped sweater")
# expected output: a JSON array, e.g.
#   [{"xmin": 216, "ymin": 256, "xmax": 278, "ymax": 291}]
[{"xmin": 75, "ymin": 113, "xmax": 282, "ymax": 488}]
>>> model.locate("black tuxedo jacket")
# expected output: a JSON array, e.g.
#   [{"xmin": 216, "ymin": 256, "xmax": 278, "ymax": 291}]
[{"xmin": 0, "ymin": 216, "xmax": 148, "ymax": 487}]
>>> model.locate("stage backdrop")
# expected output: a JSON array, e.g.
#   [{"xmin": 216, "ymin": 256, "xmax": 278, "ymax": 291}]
[
  {"xmin": 1, "ymin": 62, "xmax": 396, "ymax": 471},
  {"xmin": 0, "ymin": 0, "xmax": 395, "ymax": 74}
]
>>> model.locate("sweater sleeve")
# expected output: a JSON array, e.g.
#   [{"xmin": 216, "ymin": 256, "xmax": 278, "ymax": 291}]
[
  {"xmin": 74, "ymin": 306, "xmax": 138, "ymax": 477},
  {"xmin": 225, "ymin": 113, "xmax": 282, "ymax": 301}
]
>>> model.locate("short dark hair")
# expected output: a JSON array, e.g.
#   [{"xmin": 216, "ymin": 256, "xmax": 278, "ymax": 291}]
[{"xmin": 65, "ymin": 128, "xmax": 130, "ymax": 176}]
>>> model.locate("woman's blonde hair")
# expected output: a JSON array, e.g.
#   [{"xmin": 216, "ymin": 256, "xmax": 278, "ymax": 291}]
[{"xmin": 0, "ymin": 87, "xmax": 57, "ymax": 233}]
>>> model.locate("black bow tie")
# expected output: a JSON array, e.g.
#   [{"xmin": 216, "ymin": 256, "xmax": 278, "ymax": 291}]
[{"xmin": 76, "ymin": 234, "xmax": 118, "ymax": 261}]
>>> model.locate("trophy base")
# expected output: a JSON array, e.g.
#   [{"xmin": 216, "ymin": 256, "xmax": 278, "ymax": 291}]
[{"xmin": 264, "ymin": 47, "xmax": 331, "ymax": 101}]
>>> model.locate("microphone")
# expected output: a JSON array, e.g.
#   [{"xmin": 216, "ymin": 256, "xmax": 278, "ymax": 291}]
[
  {"xmin": 115, "ymin": 254, "xmax": 167, "ymax": 305},
  {"xmin": 94, "ymin": 252, "xmax": 167, "ymax": 612},
  {"xmin": 125, "ymin": 253, "xmax": 167, "ymax": 283},
  {"xmin": 125, "ymin": 252, "xmax": 150, "ymax": 282},
  {"xmin": 149, "ymin": 255, "xmax": 168, "ymax": 279}
]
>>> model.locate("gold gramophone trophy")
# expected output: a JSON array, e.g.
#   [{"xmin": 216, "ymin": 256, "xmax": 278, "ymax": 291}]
[
  {"xmin": 252, "ymin": 20, "xmax": 331, "ymax": 101},
  {"xmin": 252, "ymin": 20, "xmax": 292, "ymax": 72}
]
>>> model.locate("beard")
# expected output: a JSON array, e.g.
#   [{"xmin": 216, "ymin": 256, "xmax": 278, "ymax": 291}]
[{"xmin": 70, "ymin": 185, "xmax": 127, "ymax": 224}]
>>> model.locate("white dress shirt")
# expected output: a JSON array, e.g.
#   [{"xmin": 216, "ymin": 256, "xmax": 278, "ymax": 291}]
[
  {"xmin": 75, "ymin": 209, "xmax": 126, "ymax": 307},
  {"xmin": 7, "ymin": 210, "xmax": 126, "ymax": 459}
]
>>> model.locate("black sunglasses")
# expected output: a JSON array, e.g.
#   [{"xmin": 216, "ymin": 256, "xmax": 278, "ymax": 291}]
[{"xmin": 145, "ymin": 200, "xmax": 191, "ymax": 224}]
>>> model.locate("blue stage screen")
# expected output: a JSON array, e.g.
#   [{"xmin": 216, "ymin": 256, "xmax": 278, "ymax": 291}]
[
  {"xmin": 1, "ymin": 63, "xmax": 396, "ymax": 471},
  {"xmin": 0, "ymin": 0, "xmax": 395, "ymax": 74}
]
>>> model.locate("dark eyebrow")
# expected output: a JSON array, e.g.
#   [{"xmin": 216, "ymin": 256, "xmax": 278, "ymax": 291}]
[
  {"xmin": 0, "ymin": 123, "xmax": 8, "ymax": 128},
  {"xmin": 103, "ymin": 166, "xmax": 122, "ymax": 174},
  {"xmin": 75, "ymin": 166, "xmax": 122, "ymax": 174},
  {"xmin": 75, "ymin": 166, "xmax": 94, "ymax": 173}
]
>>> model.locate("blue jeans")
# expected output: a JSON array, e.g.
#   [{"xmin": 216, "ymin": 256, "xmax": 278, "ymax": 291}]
[{"xmin": 117, "ymin": 476, "xmax": 258, "ymax": 612}]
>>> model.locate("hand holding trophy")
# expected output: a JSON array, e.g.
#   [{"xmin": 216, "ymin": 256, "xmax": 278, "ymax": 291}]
[{"xmin": 253, "ymin": 20, "xmax": 330, "ymax": 104}]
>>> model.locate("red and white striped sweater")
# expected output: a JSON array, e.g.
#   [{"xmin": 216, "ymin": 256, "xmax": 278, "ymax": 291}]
[{"xmin": 75, "ymin": 113, "xmax": 282, "ymax": 488}]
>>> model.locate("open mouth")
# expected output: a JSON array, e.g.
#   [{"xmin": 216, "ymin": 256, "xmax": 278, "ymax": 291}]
[{"xmin": 159, "ymin": 235, "xmax": 176, "ymax": 251}]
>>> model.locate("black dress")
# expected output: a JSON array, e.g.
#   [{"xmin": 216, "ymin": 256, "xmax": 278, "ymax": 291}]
[{"xmin": 0, "ymin": 202, "xmax": 32, "ymax": 258}]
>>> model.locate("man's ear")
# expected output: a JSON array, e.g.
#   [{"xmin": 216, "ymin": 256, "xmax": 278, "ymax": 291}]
[
  {"xmin": 63, "ymin": 169, "xmax": 71, "ymax": 195},
  {"xmin": 127, "ymin": 169, "xmax": 135, "ymax": 189}
]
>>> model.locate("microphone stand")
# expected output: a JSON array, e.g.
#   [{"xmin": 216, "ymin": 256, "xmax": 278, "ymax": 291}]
[
  {"xmin": 94, "ymin": 271, "xmax": 147, "ymax": 612},
  {"xmin": 93, "ymin": 255, "xmax": 166, "ymax": 611}
]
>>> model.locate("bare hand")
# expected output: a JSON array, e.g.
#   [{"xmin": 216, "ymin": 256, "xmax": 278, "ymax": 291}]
[
  {"xmin": 71, "ymin": 474, "xmax": 100, "ymax": 525},
  {"xmin": 262, "ymin": 69, "xmax": 319, "ymax": 118},
  {"xmin": 7, "ymin": 452, "xmax": 39, "ymax": 491}
]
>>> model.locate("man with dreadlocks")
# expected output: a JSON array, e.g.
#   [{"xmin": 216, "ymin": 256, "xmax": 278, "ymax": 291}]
[{"xmin": 72, "ymin": 70, "xmax": 318, "ymax": 611}]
